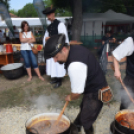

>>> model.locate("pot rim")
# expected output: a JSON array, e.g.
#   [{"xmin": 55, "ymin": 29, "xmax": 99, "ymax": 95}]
[
  {"xmin": 25, "ymin": 113, "xmax": 70, "ymax": 129},
  {"xmin": 115, "ymin": 109, "xmax": 134, "ymax": 119},
  {"xmin": 0, "ymin": 63, "xmax": 23, "ymax": 71},
  {"xmin": 115, "ymin": 109, "xmax": 134, "ymax": 130}
]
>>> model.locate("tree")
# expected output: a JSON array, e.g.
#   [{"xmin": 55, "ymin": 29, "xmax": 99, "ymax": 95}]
[
  {"xmin": 52, "ymin": 0, "xmax": 134, "ymax": 41},
  {"xmin": 0, "ymin": 0, "xmax": 10, "ymax": 10},
  {"xmin": 43, "ymin": 0, "xmax": 71, "ymax": 16},
  {"xmin": 84, "ymin": 0, "xmax": 134, "ymax": 16},
  {"xmin": 9, "ymin": 9, "xmax": 18, "ymax": 16},
  {"xmin": 52, "ymin": 0, "xmax": 83, "ymax": 41},
  {"xmin": 17, "ymin": 3, "xmax": 38, "ymax": 17}
]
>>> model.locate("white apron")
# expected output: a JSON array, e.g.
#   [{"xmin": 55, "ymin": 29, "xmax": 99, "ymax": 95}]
[{"xmin": 46, "ymin": 58, "xmax": 66, "ymax": 78}]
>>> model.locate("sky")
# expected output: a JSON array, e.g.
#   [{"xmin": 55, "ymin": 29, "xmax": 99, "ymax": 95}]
[{"xmin": 9, "ymin": 0, "xmax": 33, "ymax": 10}]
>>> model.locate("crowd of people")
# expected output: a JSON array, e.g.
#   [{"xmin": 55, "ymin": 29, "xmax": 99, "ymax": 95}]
[
  {"xmin": 1, "ymin": 6, "xmax": 134, "ymax": 134},
  {"xmin": 0, "ymin": 25, "xmax": 20, "ymax": 44}
]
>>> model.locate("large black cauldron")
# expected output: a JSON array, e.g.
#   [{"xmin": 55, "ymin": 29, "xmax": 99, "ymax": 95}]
[
  {"xmin": 25, "ymin": 113, "xmax": 78, "ymax": 134},
  {"xmin": 110, "ymin": 110, "xmax": 134, "ymax": 134},
  {"xmin": 0, "ymin": 63, "xmax": 24, "ymax": 79}
]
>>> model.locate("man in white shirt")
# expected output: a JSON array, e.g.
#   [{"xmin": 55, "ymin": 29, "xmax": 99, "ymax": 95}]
[
  {"xmin": 44, "ymin": 34, "xmax": 108, "ymax": 134},
  {"xmin": 42, "ymin": 6, "xmax": 69, "ymax": 88},
  {"xmin": 113, "ymin": 36, "xmax": 134, "ymax": 110}
]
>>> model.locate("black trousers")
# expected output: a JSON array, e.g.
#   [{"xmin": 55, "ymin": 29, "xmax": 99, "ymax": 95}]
[
  {"xmin": 120, "ymin": 75, "xmax": 134, "ymax": 110},
  {"xmin": 74, "ymin": 92, "xmax": 103, "ymax": 130}
]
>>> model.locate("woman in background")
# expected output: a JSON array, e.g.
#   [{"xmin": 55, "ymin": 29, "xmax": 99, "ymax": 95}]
[{"xmin": 19, "ymin": 21, "xmax": 44, "ymax": 81}]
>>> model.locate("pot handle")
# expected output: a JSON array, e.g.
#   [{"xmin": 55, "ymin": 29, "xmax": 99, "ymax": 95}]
[{"xmin": 119, "ymin": 120, "xmax": 131, "ymax": 130}]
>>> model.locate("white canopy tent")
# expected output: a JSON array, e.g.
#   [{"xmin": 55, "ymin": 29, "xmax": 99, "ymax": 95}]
[
  {"xmin": 82, "ymin": 9, "xmax": 134, "ymax": 36},
  {"xmin": 0, "ymin": 17, "xmax": 70, "ymax": 36}
]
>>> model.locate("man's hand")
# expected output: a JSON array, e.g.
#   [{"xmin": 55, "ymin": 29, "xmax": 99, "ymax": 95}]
[
  {"xmin": 114, "ymin": 70, "xmax": 121, "ymax": 81},
  {"xmin": 45, "ymin": 37, "xmax": 50, "ymax": 41},
  {"xmin": 102, "ymin": 41, "xmax": 105, "ymax": 45},
  {"xmin": 65, "ymin": 93, "xmax": 81, "ymax": 101},
  {"xmin": 65, "ymin": 95, "xmax": 71, "ymax": 101}
]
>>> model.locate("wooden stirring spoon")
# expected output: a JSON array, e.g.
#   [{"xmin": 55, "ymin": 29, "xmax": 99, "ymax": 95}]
[{"xmin": 55, "ymin": 101, "xmax": 69, "ymax": 125}]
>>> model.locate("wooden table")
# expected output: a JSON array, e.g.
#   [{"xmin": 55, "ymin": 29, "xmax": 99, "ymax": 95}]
[{"xmin": 0, "ymin": 52, "xmax": 14, "ymax": 65}]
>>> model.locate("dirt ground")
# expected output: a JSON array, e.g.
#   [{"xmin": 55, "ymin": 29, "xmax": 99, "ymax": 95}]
[
  {"xmin": 0, "ymin": 69, "xmax": 126, "ymax": 134},
  {"xmin": 0, "ymin": 72, "xmax": 83, "ymax": 109}
]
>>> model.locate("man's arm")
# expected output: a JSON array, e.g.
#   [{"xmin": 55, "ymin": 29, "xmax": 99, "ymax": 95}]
[
  {"xmin": 112, "ymin": 37, "xmax": 134, "ymax": 80},
  {"xmin": 113, "ymin": 56, "xmax": 121, "ymax": 80},
  {"xmin": 58, "ymin": 22, "xmax": 69, "ymax": 43},
  {"xmin": 43, "ymin": 30, "xmax": 49, "ymax": 47},
  {"xmin": 65, "ymin": 62, "xmax": 87, "ymax": 102},
  {"xmin": 65, "ymin": 93, "xmax": 81, "ymax": 101}
]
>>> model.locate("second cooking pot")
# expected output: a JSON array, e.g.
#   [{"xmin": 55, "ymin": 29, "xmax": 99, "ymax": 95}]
[
  {"xmin": 0, "ymin": 63, "xmax": 24, "ymax": 79},
  {"xmin": 111, "ymin": 109, "xmax": 134, "ymax": 134}
]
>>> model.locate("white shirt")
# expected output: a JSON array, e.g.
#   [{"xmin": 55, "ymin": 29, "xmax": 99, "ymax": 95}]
[
  {"xmin": 43, "ymin": 22, "xmax": 69, "ymax": 46},
  {"xmin": 68, "ymin": 62, "xmax": 87, "ymax": 94},
  {"xmin": 112, "ymin": 37, "xmax": 134, "ymax": 61},
  {"xmin": 20, "ymin": 31, "xmax": 33, "ymax": 50}
]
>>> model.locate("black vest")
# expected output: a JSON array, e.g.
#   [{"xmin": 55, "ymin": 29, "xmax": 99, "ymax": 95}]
[
  {"xmin": 65, "ymin": 45, "xmax": 107, "ymax": 94},
  {"xmin": 47, "ymin": 19, "xmax": 60, "ymax": 37},
  {"xmin": 126, "ymin": 37, "xmax": 134, "ymax": 78}
]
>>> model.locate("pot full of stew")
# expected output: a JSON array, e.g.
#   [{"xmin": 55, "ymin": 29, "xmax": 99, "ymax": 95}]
[
  {"xmin": 25, "ymin": 113, "xmax": 78, "ymax": 134},
  {"xmin": 110, "ymin": 109, "xmax": 134, "ymax": 134}
]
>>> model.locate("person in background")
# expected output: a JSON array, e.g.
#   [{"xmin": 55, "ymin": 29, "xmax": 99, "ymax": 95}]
[
  {"xmin": 0, "ymin": 29, "xmax": 5, "ymax": 44},
  {"xmin": 13, "ymin": 25, "xmax": 20, "ymax": 43},
  {"xmin": 113, "ymin": 34, "xmax": 134, "ymax": 110},
  {"xmin": 19, "ymin": 21, "xmax": 44, "ymax": 82},
  {"xmin": 44, "ymin": 34, "xmax": 108, "ymax": 134},
  {"xmin": 42, "ymin": 6, "xmax": 69, "ymax": 88},
  {"xmin": 97, "ymin": 31, "xmax": 116, "ymax": 58}
]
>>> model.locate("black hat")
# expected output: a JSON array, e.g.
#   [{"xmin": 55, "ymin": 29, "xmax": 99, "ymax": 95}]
[
  {"xmin": 44, "ymin": 34, "xmax": 66, "ymax": 59},
  {"xmin": 42, "ymin": 6, "xmax": 56, "ymax": 15}
]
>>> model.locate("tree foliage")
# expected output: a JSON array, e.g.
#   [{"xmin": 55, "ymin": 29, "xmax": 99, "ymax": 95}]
[
  {"xmin": 82, "ymin": 0, "xmax": 134, "ymax": 16},
  {"xmin": 44, "ymin": 0, "xmax": 71, "ymax": 16},
  {"xmin": 9, "ymin": 9, "xmax": 18, "ymax": 16},
  {"xmin": 17, "ymin": 3, "xmax": 38, "ymax": 17}
]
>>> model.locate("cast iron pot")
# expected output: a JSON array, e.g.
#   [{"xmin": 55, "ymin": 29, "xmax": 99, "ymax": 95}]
[
  {"xmin": 0, "ymin": 63, "xmax": 24, "ymax": 79},
  {"xmin": 111, "ymin": 109, "xmax": 134, "ymax": 134},
  {"xmin": 25, "ymin": 113, "xmax": 78, "ymax": 134}
]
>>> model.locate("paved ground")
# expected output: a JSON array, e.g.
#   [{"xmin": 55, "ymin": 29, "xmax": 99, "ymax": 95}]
[{"xmin": 0, "ymin": 65, "xmax": 133, "ymax": 134}]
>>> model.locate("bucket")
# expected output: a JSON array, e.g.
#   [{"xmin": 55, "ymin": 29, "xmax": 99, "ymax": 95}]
[{"xmin": 6, "ymin": 44, "xmax": 13, "ymax": 53}]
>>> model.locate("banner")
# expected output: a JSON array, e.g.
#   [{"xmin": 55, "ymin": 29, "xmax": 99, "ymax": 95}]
[
  {"xmin": 33, "ymin": 0, "xmax": 47, "ymax": 31},
  {"xmin": 0, "ymin": 2, "xmax": 14, "ymax": 36}
]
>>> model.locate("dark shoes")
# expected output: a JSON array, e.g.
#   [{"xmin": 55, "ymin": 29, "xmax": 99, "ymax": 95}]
[
  {"xmin": 84, "ymin": 126, "xmax": 94, "ymax": 134},
  {"xmin": 75, "ymin": 125, "xmax": 82, "ymax": 132},
  {"xmin": 53, "ymin": 82, "xmax": 62, "ymax": 88},
  {"xmin": 50, "ymin": 79, "xmax": 58, "ymax": 84},
  {"xmin": 50, "ymin": 78, "xmax": 62, "ymax": 88}
]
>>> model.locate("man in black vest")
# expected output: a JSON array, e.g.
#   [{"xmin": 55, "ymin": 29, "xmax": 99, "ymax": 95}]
[
  {"xmin": 113, "ymin": 35, "xmax": 134, "ymax": 110},
  {"xmin": 42, "ymin": 6, "xmax": 69, "ymax": 88},
  {"xmin": 44, "ymin": 34, "xmax": 108, "ymax": 134}
]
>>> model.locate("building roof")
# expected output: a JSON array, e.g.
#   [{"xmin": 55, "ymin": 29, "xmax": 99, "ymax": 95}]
[{"xmin": 9, "ymin": 13, "xmax": 19, "ymax": 18}]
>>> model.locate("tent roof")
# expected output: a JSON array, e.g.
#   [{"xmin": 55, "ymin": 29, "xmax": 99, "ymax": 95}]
[
  {"xmin": 0, "ymin": 17, "xmax": 71, "ymax": 27},
  {"xmin": 83, "ymin": 9, "xmax": 134, "ymax": 22}
]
